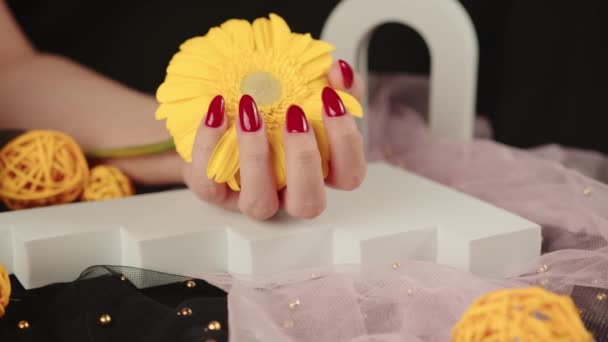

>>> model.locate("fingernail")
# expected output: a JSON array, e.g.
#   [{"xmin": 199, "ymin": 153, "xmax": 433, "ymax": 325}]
[
  {"xmin": 322, "ymin": 87, "xmax": 346, "ymax": 117},
  {"xmin": 338, "ymin": 59, "xmax": 354, "ymax": 89},
  {"xmin": 205, "ymin": 95, "xmax": 224, "ymax": 128},
  {"xmin": 239, "ymin": 94, "xmax": 261, "ymax": 132},
  {"xmin": 286, "ymin": 105, "xmax": 309, "ymax": 133}
]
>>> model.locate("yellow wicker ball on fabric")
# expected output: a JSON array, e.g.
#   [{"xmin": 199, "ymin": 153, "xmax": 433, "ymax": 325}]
[
  {"xmin": 452, "ymin": 287, "xmax": 593, "ymax": 342},
  {"xmin": 0, "ymin": 130, "xmax": 89, "ymax": 210},
  {"xmin": 81, "ymin": 165, "xmax": 134, "ymax": 201},
  {"xmin": 0, "ymin": 262, "xmax": 10, "ymax": 318}
]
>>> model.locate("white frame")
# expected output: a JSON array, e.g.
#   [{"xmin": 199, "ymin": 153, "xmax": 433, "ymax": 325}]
[{"xmin": 321, "ymin": 0, "xmax": 478, "ymax": 150}]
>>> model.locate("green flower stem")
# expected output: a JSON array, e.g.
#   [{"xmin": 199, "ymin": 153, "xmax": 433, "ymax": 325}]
[{"xmin": 85, "ymin": 139, "xmax": 176, "ymax": 159}]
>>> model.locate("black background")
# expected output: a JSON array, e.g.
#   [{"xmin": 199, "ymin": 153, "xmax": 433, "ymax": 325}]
[{"xmin": 6, "ymin": 0, "xmax": 608, "ymax": 153}]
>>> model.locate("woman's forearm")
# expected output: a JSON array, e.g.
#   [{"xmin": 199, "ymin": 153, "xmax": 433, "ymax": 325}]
[
  {"xmin": 0, "ymin": 53, "xmax": 168, "ymax": 149},
  {"xmin": 0, "ymin": 53, "xmax": 183, "ymax": 185}
]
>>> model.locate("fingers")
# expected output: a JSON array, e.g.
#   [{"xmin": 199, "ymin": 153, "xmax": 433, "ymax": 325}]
[
  {"xmin": 324, "ymin": 59, "xmax": 367, "ymax": 190},
  {"xmin": 283, "ymin": 105, "xmax": 326, "ymax": 219},
  {"xmin": 322, "ymin": 86, "xmax": 367, "ymax": 190},
  {"xmin": 327, "ymin": 59, "xmax": 365, "ymax": 101},
  {"xmin": 236, "ymin": 95, "xmax": 280, "ymax": 220},
  {"xmin": 183, "ymin": 95, "xmax": 238, "ymax": 209}
]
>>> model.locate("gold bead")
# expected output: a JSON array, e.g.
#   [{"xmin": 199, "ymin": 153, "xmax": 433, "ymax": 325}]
[
  {"xmin": 537, "ymin": 264, "xmax": 549, "ymax": 273},
  {"xmin": 597, "ymin": 292, "xmax": 607, "ymax": 301},
  {"xmin": 283, "ymin": 320, "xmax": 294, "ymax": 328},
  {"xmin": 288, "ymin": 299, "xmax": 301, "ymax": 310},
  {"xmin": 186, "ymin": 280, "xmax": 196, "ymax": 288},
  {"xmin": 177, "ymin": 307, "xmax": 193, "ymax": 317},
  {"xmin": 120, "ymin": 275, "xmax": 127, "ymax": 281},
  {"xmin": 98, "ymin": 314, "xmax": 112, "ymax": 326},
  {"xmin": 583, "ymin": 187, "xmax": 593, "ymax": 196},
  {"xmin": 392, "ymin": 261, "xmax": 401, "ymax": 270},
  {"xmin": 17, "ymin": 320, "xmax": 30, "ymax": 330},
  {"xmin": 207, "ymin": 320, "xmax": 222, "ymax": 331}
]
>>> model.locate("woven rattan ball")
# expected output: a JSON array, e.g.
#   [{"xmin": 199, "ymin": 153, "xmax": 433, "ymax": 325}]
[
  {"xmin": 452, "ymin": 286, "xmax": 593, "ymax": 341},
  {"xmin": 0, "ymin": 130, "xmax": 89, "ymax": 210},
  {"xmin": 0, "ymin": 262, "xmax": 10, "ymax": 318},
  {"xmin": 82, "ymin": 165, "xmax": 134, "ymax": 201}
]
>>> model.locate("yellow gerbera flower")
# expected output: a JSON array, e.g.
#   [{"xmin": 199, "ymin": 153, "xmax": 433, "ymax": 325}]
[{"xmin": 155, "ymin": 13, "xmax": 362, "ymax": 190}]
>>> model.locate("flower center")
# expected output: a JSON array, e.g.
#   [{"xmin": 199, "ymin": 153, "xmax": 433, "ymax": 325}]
[{"xmin": 240, "ymin": 71, "xmax": 282, "ymax": 107}]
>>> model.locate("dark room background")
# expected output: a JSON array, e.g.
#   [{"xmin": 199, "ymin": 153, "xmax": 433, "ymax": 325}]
[{"xmin": 6, "ymin": 0, "xmax": 608, "ymax": 153}]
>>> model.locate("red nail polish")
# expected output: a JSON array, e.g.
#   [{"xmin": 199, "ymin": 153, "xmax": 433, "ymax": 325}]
[
  {"xmin": 338, "ymin": 59, "xmax": 354, "ymax": 89},
  {"xmin": 286, "ymin": 105, "xmax": 309, "ymax": 133},
  {"xmin": 322, "ymin": 87, "xmax": 346, "ymax": 117},
  {"xmin": 239, "ymin": 95, "xmax": 261, "ymax": 132},
  {"xmin": 205, "ymin": 95, "xmax": 224, "ymax": 128}
]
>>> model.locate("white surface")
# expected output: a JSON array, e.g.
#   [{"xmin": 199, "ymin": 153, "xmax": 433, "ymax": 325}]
[
  {"xmin": 0, "ymin": 163, "xmax": 541, "ymax": 289},
  {"xmin": 321, "ymin": 0, "xmax": 478, "ymax": 147}
]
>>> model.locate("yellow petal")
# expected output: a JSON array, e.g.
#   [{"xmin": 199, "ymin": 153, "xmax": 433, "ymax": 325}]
[
  {"xmin": 220, "ymin": 19, "xmax": 254, "ymax": 52},
  {"xmin": 298, "ymin": 40, "xmax": 335, "ymax": 65},
  {"xmin": 300, "ymin": 96, "xmax": 323, "ymax": 121},
  {"xmin": 227, "ymin": 174, "xmax": 240, "ymax": 191},
  {"xmin": 179, "ymin": 37, "xmax": 207, "ymax": 54},
  {"xmin": 174, "ymin": 131, "xmax": 196, "ymax": 162},
  {"xmin": 336, "ymin": 90, "xmax": 363, "ymax": 117},
  {"xmin": 207, "ymin": 125, "xmax": 240, "ymax": 183},
  {"xmin": 310, "ymin": 120, "xmax": 330, "ymax": 178},
  {"xmin": 178, "ymin": 38, "xmax": 226, "ymax": 67},
  {"xmin": 156, "ymin": 80, "xmax": 217, "ymax": 103},
  {"xmin": 269, "ymin": 13, "xmax": 291, "ymax": 50},
  {"xmin": 268, "ymin": 130, "xmax": 286, "ymax": 189},
  {"xmin": 287, "ymin": 33, "xmax": 312, "ymax": 59},
  {"xmin": 165, "ymin": 114, "xmax": 202, "ymax": 144},
  {"xmin": 162, "ymin": 74, "xmax": 211, "ymax": 84},
  {"xmin": 252, "ymin": 17, "xmax": 271, "ymax": 50},
  {"xmin": 156, "ymin": 95, "xmax": 210, "ymax": 121},
  {"xmin": 166, "ymin": 53, "xmax": 221, "ymax": 80},
  {"xmin": 307, "ymin": 76, "xmax": 330, "ymax": 94},
  {"xmin": 205, "ymin": 27, "xmax": 238, "ymax": 58},
  {"xmin": 301, "ymin": 54, "xmax": 333, "ymax": 82}
]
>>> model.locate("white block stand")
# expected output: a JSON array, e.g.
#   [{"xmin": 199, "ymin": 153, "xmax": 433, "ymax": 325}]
[{"xmin": 0, "ymin": 163, "xmax": 540, "ymax": 289}]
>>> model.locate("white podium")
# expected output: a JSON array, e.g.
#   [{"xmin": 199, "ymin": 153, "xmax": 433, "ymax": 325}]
[{"xmin": 0, "ymin": 163, "xmax": 540, "ymax": 289}]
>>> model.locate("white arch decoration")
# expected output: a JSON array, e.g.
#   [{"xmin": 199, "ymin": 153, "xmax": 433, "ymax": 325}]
[{"xmin": 321, "ymin": 0, "xmax": 478, "ymax": 146}]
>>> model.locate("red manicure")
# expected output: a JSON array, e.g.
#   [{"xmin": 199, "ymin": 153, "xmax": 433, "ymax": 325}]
[
  {"xmin": 239, "ymin": 95, "xmax": 261, "ymax": 132},
  {"xmin": 338, "ymin": 59, "xmax": 354, "ymax": 89},
  {"xmin": 204, "ymin": 95, "xmax": 225, "ymax": 128},
  {"xmin": 322, "ymin": 87, "xmax": 346, "ymax": 117},
  {"xmin": 286, "ymin": 105, "xmax": 309, "ymax": 133}
]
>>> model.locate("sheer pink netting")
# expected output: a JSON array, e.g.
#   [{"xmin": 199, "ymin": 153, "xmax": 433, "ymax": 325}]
[{"xmin": 204, "ymin": 74, "xmax": 608, "ymax": 341}]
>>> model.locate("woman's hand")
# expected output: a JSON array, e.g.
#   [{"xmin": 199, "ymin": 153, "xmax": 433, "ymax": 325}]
[{"xmin": 182, "ymin": 60, "xmax": 366, "ymax": 220}]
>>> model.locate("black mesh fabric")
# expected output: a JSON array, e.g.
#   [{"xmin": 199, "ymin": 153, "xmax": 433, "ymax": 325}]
[{"xmin": 0, "ymin": 266, "xmax": 228, "ymax": 342}]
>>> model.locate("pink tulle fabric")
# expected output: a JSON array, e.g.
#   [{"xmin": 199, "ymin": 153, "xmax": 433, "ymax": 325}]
[{"xmin": 205, "ymin": 74, "xmax": 608, "ymax": 341}]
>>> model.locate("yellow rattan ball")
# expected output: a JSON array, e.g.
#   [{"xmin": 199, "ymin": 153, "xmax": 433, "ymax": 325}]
[
  {"xmin": 82, "ymin": 165, "xmax": 134, "ymax": 201},
  {"xmin": 452, "ymin": 287, "xmax": 593, "ymax": 342},
  {"xmin": 0, "ymin": 130, "xmax": 89, "ymax": 210},
  {"xmin": 0, "ymin": 262, "xmax": 10, "ymax": 318}
]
